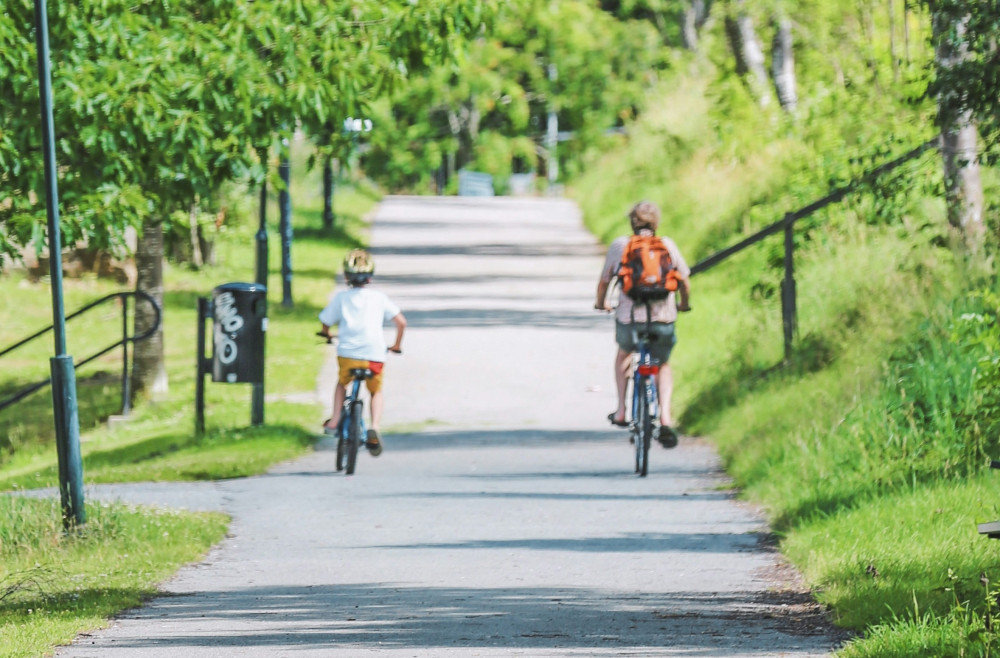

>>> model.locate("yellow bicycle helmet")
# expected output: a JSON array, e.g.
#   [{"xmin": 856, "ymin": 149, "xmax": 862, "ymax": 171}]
[{"xmin": 343, "ymin": 249, "xmax": 375, "ymax": 285}]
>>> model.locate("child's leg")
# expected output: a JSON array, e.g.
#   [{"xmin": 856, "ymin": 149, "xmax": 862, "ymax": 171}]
[
  {"xmin": 325, "ymin": 382, "xmax": 347, "ymax": 430},
  {"xmin": 370, "ymin": 389, "xmax": 383, "ymax": 430}
]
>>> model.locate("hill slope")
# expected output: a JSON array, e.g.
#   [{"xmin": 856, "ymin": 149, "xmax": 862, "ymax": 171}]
[{"xmin": 569, "ymin": 3, "xmax": 1000, "ymax": 655}]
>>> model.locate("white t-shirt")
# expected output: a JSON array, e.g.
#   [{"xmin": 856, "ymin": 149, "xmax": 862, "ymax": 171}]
[{"xmin": 318, "ymin": 287, "xmax": 401, "ymax": 361}]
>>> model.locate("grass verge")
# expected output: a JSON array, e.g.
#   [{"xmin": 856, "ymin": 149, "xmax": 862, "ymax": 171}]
[
  {"xmin": 571, "ymin": 74, "xmax": 1000, "ymax": 656},
  {"xmin": 0, "ymin": 496, "xmax": 227, "ymax": 658}
]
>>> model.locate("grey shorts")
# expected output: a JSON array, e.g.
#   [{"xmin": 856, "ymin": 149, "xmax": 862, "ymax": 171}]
[{"xmin": 615, "ymin": 321, "xmax": 677, "ymax": 363}]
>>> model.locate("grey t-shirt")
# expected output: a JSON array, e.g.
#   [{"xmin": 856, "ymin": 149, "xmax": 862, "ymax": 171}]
[{"xmin": 600, "ymin": 234, "xmax": 690, "ymax": 324}]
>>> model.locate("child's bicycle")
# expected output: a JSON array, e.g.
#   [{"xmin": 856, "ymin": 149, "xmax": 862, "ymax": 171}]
[{"xmin": 319, "ymin": 334, "xmax": 400, "ymax": 475}]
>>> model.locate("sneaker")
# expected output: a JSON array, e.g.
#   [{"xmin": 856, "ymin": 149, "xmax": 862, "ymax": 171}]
[
  {"xmin": 322, "ymin": 419, "xmax": 337, "ymax": 436},
  {"xmin": 657, "ymin": 425, "xmax": 679, "ymax": 449},
  {"xmin": 365, "ymin": 429, "xmax": 383, "ymax": 456}
]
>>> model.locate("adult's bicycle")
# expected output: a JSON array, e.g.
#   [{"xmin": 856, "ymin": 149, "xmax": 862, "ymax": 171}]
[{"xmin": 629, "ymin": 301, "xmax": 661, "ymax": 477}]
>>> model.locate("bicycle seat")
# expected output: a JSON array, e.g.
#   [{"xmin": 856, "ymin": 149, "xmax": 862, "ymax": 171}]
[{"xmin": 348, "ymin": 368, "xmax": 374, "ymax": 379}]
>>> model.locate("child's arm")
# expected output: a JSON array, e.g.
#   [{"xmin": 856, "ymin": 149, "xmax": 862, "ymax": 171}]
[
  {"xmin": 388, "ymin": 313, "xmax": 406, "ymax": 353},
  {"xmin": 318, "ymin": 323, "xmax": 333, "ymax": 339}
]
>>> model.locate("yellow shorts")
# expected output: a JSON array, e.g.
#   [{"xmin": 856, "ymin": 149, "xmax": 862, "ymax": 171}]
[{"xmin": 337, "ymin": 357, "xmax": 384, "ymax": 394}]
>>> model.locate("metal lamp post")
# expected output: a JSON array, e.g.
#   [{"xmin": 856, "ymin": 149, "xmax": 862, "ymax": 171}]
[
  {"xmin": 33, "ymin": 0, "xmax": 85, "ymax": 528},
  {"xmin": 278, "ymin": 137, "xmax": 293, "ymax": 309},
  {"xmin": 342, "ymin": 117, "xmax": 373, "ymax": 175}
]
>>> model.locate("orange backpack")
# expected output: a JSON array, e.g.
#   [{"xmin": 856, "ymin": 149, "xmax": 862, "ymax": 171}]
[{"xmin": 617, "ymin": 235, "xmax": 679, "ymax": 302}]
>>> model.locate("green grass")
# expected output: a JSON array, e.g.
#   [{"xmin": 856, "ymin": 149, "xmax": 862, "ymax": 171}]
[
  {"xmin": 570, "ymin": 65, "xmax": 1000, "ymax": 655},
  {"xmin": 0, "ymin": 496, "xmax": 227, "ymax": 658}
]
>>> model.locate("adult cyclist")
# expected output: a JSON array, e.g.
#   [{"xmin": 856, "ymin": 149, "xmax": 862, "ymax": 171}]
[{"xmin": 594, "ymin": 201, "xmax": 691, "ymax": 448}]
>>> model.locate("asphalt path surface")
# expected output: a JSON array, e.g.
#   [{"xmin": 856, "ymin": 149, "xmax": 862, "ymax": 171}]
[{"xmin": 56, "ymin": 197, "xmax": 841, "ymax": 656}]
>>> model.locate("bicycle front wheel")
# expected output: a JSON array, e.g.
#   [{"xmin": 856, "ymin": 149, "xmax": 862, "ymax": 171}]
[{"xmin": 345, "ymin": 400, "xmax": 363, "ymax": 475}]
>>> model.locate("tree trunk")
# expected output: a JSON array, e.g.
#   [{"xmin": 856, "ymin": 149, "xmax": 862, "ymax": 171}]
[
  {"xmin": 724, "ymin": 2, "xmax": 773, "ymax": 108},
  {"xmin": 681, "ymin": 1, "xmax": 709, "ymax": 51},
  {"xmin": 682, "ymin": 2, "xmax": 699, "ymax": 51},
  {"xmin": 132, "ymin": 220, "xmax": 168, "ymax": 400},
  {"xmin": 933, "ymin": 8, "xmax": 985, "ymax": 247},
  {"xmin": 771, "ymin": 15, "xmax": 797, "ymax": 113},
  {"xmin": 188, "ymin": 202, "xmax": 203, "ymax": 268},
  {"xmin": 322, "ymin": 155, "xmax": 335, "ymax": 230}
]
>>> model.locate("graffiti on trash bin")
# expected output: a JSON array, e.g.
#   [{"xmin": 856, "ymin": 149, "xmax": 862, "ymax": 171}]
[{"xmin": 213, "ymin": 291, "xmax": 245, "ymax": 366}]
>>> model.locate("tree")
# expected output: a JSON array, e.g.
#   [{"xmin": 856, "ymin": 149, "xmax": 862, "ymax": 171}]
[
  {"xmin": 364, "ymin": 0, "xmax": 663, "ymax": 191},
  {"xmin": 925, "ymin": 0, "xmax": 994, "ymax": 246},
  {"xmin": 2, "ymin": 0, "xmax": 492, "ymax": 399}
]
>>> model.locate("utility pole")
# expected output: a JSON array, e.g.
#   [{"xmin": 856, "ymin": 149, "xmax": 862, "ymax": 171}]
[{"xmin": 33, "ymin": 0, "xmax": 85, "ymax": 528}]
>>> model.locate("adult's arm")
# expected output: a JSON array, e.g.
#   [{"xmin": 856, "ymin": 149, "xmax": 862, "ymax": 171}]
[{"xmin": 595, "ymin": 278, "xmax": 612, "ymax": 311}]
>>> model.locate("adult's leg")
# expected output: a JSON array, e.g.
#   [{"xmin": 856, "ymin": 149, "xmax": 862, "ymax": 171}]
[
  {"xmin": 325, "ymin": 383, "xmax": 346, "ymax": 430},
  {"xmin": 613, "ymin": 348, "xmax": 631, "ymax": 423},
  {"xmin": 657, "ymin": 362, "xmax": 674, "ymax": 427}
]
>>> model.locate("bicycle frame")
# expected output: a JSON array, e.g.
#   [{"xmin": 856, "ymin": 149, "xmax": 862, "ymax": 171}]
[
  {"xmin": 630, "ymin": 340, "xmax": 660, "ymax": 429},
  {"xmin": 335, "ymin": 368, "xmax": 372, "ymax": 475},
  {"xmin": 628, "ymin": 301, "xmax": 661, "ymax": 477},
  {"xmin": 339, "ymin": 376, "xmax": 368, "ymax": 437}
]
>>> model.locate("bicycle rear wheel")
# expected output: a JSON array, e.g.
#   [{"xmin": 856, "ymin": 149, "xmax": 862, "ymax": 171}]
[
  {"xmin": 635, "ymin": 380, "xmax": 651, "ymax": 477},
  {"xmin": 345, "ymin": 400, "xmax": 363, "ymax": 475}
]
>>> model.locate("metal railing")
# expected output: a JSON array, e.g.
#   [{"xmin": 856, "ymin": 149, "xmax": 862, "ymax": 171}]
[
  {"xmin": 689, "ymin": 137, "xmax": 941, "ymax": 360},
  {"xmin": 0, "ymin": 291, "xmax": 161, "ymax": 415}
]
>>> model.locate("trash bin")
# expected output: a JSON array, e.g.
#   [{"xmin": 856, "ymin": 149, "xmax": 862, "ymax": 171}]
[{"xmin": 211, "ymin": 282, "xmax": 267, "ymax": 384}]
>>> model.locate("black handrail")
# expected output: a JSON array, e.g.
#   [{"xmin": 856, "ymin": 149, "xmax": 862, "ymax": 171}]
[
  {"xmin": 0, "ymin": 291, "xmax": 161, "ymax": 415},
  {"xmin": 689, "ymin": 137, "xmax": 941, "ymax": 359}
]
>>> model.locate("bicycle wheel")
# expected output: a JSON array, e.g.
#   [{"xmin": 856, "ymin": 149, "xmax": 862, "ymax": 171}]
[
  {"xmin": 335, "ymin": 411, "xmax": 348, "ymax": 471},
  {"xmin": 345, "ymin": 400, "xmax": 363, "ymax": 475},
  {"xmin": 640, "ymin": 378, "xmax": 654, "ymax": 476},
  {"xmin": 335, "ymin": 431, "xmax": 346, "ymax": 472},
  {"xmin": 635, "ymin": 380, "xmax": 651, "ymax": 477}
]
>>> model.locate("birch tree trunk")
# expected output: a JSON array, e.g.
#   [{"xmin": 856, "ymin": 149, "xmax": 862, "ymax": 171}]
[
  {"xmin": 724, "ymin": 1, "xmax": 773, "ymax": 108},
  {"xmin": 188, "ymin": 202, "xmax": 203, "ymax": 268},
  {"xmin": 680, "ymin": 1, "xmax": 711, "ymax": 51},
  {"xmin": 682, "ymin": 4, "xmax": 699, "ymax": 51},
  {"xmin": 932, "ymin": 8, "xmax": 985, "ymax": 247},
  {"xmin": 770, "ymin": 15, "xmax": 797, "ymax": 113},
  {"xmin": 132, "ymin": 220, "xmax": 168, "ymax": 399}
]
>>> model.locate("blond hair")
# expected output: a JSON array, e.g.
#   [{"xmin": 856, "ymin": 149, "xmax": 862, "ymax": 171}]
[{"xmin": 628, "ymin": 201, "xmax": 661, "ymax": 233}]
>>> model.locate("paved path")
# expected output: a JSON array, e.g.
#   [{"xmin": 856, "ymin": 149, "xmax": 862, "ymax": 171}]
[{"xmin": 57, "ymin": 197, "xmax": 839, "ymax": 657}]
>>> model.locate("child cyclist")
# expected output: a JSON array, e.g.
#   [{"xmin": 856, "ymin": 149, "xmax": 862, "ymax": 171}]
[{"xmin": 318, "ymin": 249, "xmax": 406, "ymax": 456}]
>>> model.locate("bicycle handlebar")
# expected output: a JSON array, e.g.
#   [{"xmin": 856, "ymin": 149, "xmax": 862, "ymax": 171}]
[{"xmin": 317, "ymin": 332, "xmax": 402, "ymax": 355}]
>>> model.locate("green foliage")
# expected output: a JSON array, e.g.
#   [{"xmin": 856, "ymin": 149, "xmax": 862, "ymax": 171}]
[
  {"xmin": 0, "ymin": 0, "xmax": 489, "ymax": 264},
  {"xmin": 364, "ymin": 0, "xmax": 664, "ymax": 191}
]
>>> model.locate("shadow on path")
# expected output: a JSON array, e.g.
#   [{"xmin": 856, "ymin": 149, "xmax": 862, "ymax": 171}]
[{"xmin": 88, "ymin": 583, "xmax": 837, "ymax": 654}]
